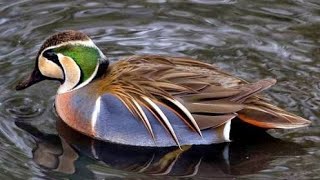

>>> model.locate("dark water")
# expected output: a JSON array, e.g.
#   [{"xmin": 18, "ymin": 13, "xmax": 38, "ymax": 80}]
[{"xmin": 0, "ymin": 0, "xmax": 319, "ymax": 179}]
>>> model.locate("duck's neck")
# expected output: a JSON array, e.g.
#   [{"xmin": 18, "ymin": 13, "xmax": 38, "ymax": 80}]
[{"xmin": 93, "ymin": 60, "xmax": 110, "ymax": 80}]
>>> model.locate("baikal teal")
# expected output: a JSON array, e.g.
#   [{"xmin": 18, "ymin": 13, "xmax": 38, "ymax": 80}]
[{"xmin": 16, "ymin": 30, "xmax": 310, "ymax": 148}]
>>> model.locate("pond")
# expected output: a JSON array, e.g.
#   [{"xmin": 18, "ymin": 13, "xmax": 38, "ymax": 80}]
[{"xmin": 0, "ymin": 0, "xmax": 319, "ymax": 179}]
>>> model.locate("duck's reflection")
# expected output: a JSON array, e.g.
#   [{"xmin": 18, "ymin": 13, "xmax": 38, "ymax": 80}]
[{"xmin": 16, "ymin": 120, "xmax": 305, "ymax": 178}]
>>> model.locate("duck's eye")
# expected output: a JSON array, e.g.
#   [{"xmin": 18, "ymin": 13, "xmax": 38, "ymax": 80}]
[{"xmin": 43, "ymin": 49, "xmax": 59, "ymax": 63}]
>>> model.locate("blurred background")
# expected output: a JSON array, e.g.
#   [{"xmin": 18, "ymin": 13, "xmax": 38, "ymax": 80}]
[{"xmin": 0, "ymin": 0, "xmax": 319, "ymax": 179}]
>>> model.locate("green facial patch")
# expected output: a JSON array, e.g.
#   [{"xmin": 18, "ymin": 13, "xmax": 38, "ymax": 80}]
[{"xmin": 54, "ymin": 44, "xmax": 100, "ymax": 82}]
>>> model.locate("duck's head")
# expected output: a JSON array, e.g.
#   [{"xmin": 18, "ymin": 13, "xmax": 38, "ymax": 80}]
[{"xmin": 16, "ymin": 30, "xmax": 108, "ymax": 94}]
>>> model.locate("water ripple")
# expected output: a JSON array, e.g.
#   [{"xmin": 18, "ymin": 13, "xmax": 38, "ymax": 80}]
[{"xmin": 0, "ymin": 96, "xmax": 45, "ymax": 119}]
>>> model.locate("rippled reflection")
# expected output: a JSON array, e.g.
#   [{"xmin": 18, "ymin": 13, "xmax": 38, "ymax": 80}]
[{"xmin": 15, "ymin": 120, "xmax": 305, "ymax": 179}]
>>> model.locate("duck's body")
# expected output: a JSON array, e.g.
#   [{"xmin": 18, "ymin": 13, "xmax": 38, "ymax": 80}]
[
  {"xmin": 55, "ymin": 55, "xmax": 238, "ymax": 146},
  {"xmin": 17, "ymin": 31, "xmax": 310, "ymax": 147}
]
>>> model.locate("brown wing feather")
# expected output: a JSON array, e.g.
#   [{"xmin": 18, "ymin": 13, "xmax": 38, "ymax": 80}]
[
  {"xmin": 184, "ymin": 102, "xmax": 243, "ymax": 114},
  {"xmin": 238, "ymin": 99, "xmax": 310, "ymax": 128},
  {"xmin": 95, "ymin": 55, "xmax": 310, "ymax": 146},
  {"xmin": 182, "ymin": 91, "xmax": 242, "ymax": 102},
  {"xmin": 193, "ymin": 114, "xmax": 236, "ymax": 130}
]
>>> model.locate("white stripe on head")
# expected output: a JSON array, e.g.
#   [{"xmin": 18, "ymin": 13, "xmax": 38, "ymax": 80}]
[
  {"xmin": 71, "ymin": 58, "xmax": 100, "ymax": 92},
  {"xmin": 41, "ymin": 39, "xmax": 106, "ymax": 61}
]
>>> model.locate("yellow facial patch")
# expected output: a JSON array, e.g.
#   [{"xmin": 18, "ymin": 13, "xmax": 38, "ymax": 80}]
[
  {"xmin": 57, "ymin": 54, "xmax": 81, "ymax": 94},
  {"xmin": 38, "ymin": 55, "xmax": 64, "ymax": 79}
]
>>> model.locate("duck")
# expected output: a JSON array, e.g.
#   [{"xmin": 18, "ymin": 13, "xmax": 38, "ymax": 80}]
[{"xmin": 16, "ymin": 30, "xmax": 310, "ymax": 147}]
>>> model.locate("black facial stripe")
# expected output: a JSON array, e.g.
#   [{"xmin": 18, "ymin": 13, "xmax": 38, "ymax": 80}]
[
  {"xmin": 42, "ymin": 49, "xmax": 63, "ymax": 69},
  {"xmin": 75, "ymin": 70, "xmax": 84, "ymax": 87}
]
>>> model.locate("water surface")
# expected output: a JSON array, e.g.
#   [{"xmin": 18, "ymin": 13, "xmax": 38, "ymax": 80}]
[{"xmin": 0, "ymin": 0, "xmax": 319, "ymax": 179}]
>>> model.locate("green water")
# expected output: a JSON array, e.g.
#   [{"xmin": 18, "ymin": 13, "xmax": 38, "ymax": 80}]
[{"xmin": 0, "ymin": 0, "xmax": 319, "ymax": 179}]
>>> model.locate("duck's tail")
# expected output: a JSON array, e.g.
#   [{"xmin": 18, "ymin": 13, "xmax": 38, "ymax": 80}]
[{"xmin": 237, "ymin": 99, "xmax": 311, "ymax": 129}]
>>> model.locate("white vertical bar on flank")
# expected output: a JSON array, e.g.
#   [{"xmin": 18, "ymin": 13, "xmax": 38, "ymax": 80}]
[
  {"xmin": 91, "ymin": 96, "xmax": 101, "ymax": 134},
  {"xmin": 223, "ymin": 120, "xmax": 231, "ymax": 142}
]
